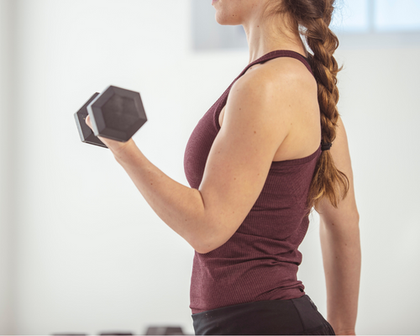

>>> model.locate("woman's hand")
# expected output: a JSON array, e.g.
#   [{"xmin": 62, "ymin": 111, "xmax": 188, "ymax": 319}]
[{"xmin": 85, "ymin": 115, "xmax": 136, "ymax": 156}]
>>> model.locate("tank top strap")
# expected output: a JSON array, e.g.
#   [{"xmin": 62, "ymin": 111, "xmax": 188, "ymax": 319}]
[{"xmin": 237, "ymin": 50, "xmax": 313, "ymax": 79}]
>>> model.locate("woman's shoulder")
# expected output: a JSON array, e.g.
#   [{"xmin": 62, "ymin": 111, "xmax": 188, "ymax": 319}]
[
  {"xmin": 225, "ymin": 55, "xmax": 321, "ymax": 162},
  {"xmin": 229, "ymin": 55, "xmax": 317, "ymax": 112},
  {"xmin": 235, "ymin": 55, "xmax": 316, "ymax": 96}
]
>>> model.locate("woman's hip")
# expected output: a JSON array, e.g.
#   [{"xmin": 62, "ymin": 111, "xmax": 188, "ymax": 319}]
[{"xmin": 192, "ymin": 295, "xmax": 335, "ymax": 335}]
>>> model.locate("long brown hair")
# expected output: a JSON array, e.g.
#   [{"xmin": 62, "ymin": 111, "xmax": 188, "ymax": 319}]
[{"xmin": 266, "ymin": 0, "xmax": 349, "ymax": 209}]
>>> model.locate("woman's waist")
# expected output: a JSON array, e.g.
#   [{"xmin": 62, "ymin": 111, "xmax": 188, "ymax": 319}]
[{"xmin": 190, "ymin": 281, "xmax": 305, "ymax": 314}]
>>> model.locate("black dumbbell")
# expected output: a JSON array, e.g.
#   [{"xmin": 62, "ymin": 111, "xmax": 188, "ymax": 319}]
[
  {"xmin": 145, "ymin": 326, "xmax": 185, "ymax": 335},
  {"xmin": 74, "ymin": 85, "xmax": 147, "ymax": 148}
]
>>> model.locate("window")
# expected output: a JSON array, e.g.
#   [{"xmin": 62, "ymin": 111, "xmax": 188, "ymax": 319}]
[
  {"xmin": 331, "ymin": 0, "xmax": 420, "ymax": 49},
  {"xmin": 332, "ymin": 0, "xmax": 420, "ymax": 33}
]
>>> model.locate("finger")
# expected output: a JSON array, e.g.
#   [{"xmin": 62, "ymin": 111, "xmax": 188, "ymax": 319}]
[
  {"xmin": 84, "ymin": 115, "xmax": 111, "ymax": 146},
  {"xmin": 85, "ymin": 114, "xmax": 93, "ymax": 129}
]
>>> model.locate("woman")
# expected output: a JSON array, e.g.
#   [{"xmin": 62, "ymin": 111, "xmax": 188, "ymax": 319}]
[{"xmin": 86, "ymin": 0, "xmax": 361, "ymax": 334}]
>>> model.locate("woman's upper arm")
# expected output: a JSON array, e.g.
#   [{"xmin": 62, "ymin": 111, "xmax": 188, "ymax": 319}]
[
  {"xmin": 315, "ymin": 116, "xmax": 359, "ymax": 226},
  {"xmin": 197, "ymin": 68, "xmax": 298, "ymax": 252}
]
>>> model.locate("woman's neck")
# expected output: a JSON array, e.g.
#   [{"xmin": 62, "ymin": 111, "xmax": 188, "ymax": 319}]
[{"xmin": 242, "ymin": 12, "xmax": 307, "ymax": 63}]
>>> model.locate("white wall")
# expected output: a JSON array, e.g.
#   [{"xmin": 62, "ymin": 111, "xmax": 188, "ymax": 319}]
[
  {"xmin": 1, "ymin": 0, "xmax": 419, "ymax": 334},
  {"xmin": 299, "ymin": 46, "xmax": 420, "ymax": 335},
  {"xmin": 10, "ymin": 0, "xmax": 198, "ymax": 334},
  {"xmin": 0, "ymin": 0, "xmax": 15, "ymax": 333}
]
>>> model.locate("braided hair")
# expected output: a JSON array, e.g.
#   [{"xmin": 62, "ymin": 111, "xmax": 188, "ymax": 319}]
[{"xmin": 267, "ymin": 0, "xmax": 349, "ymax": 209}]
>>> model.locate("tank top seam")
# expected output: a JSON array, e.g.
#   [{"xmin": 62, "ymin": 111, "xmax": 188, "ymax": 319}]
[{"xmin": 271, "ymin": 145, "xmax": 322, "ymax": 167}]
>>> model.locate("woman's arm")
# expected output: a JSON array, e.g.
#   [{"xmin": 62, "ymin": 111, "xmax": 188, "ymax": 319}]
[
  {"xmin": 315, "ymin": 116, "xmax": 361, "ymax": 335},
  {"xmin": 86, "ymin": 63, "xmax": 303, "ymax": 254}
]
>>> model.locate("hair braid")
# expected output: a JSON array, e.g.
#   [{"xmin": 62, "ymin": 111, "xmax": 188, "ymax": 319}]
[{"xmin": 268, "ymin": 0, "xmax": 349, "ymax": 208}]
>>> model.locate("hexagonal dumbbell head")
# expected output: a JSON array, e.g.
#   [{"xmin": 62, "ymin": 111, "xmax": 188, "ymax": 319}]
[
  {"xmin": 74, "ymin": 92, "xmax": 107, "ymax": 148},
  {"xmin": 87, "ymin": 85, "xmax": 147, "ymax": 142}
]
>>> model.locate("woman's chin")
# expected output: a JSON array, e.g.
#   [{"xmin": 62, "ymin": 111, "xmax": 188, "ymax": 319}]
[{"xmin": 215, "ymin": 14, "xmax": 241, "ymax": 26}]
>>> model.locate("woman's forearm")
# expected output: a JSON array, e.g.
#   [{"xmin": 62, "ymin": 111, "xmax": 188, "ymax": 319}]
[
  {"xmin": 111, "ymin": 140, "xmax": 213, "ymax": 252},
  {"xmin": 320, "ymin": 218, "xmax": 361, "ymax": 335}
]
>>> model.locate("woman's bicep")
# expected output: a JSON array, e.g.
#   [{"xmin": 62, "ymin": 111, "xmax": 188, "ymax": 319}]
[{"xmin": 198, "ymin": 74, "xmax": 292, "ymax": 250}]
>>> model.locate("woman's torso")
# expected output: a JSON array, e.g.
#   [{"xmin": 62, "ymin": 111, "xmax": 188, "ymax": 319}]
[{"xmin": 184, "ymin": 50, "xmax": 322, "ymax": 313}]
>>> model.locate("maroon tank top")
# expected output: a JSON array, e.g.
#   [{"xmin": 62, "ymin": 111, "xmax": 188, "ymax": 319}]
[{"xmin": 184, "ymin": 50, "xmax": 322, "ymax": 314}]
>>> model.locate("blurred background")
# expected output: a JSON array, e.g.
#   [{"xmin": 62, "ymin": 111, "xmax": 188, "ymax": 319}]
[{"xmin": 0, "ymin": 0, "xmax": 419, "ymax": 334}]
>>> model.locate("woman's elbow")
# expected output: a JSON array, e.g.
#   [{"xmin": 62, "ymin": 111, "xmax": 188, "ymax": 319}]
[
  {"xmin": 191, "ymin": 235, "xmax": 228, "ymax": 254},
  {"xmin": 192, "ymin": 241, "xmax": 214, "ymax": 254},
  {"xmin": 189, "ymin": 228, "xmax": 232, "ymax": 255}
]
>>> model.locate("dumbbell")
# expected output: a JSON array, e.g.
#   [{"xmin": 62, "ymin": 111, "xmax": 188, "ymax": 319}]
[
  {"xmin": 74, "ymin": 85, "xmax": 147, "ymax": 148},
  {"xmin": 145, "ymin": 326, "xmax": 185, "ymax": 335}
]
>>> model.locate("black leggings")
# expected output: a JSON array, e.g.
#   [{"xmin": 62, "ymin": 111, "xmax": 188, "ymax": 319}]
[{"xmin": 192, "ymin": 295, "xmax": 335, "ymax": 335}]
